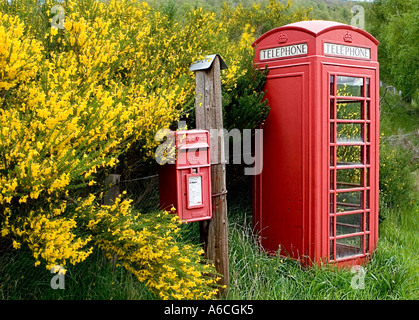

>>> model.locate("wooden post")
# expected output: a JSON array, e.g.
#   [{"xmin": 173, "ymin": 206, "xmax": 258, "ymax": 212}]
[
  {"xmin": 103, "ymin": 174, "xmax": 121, "ymax": 205},
  {"xmin": 193, "ymin": 55, "xmax": 229, "ymax": 294}
]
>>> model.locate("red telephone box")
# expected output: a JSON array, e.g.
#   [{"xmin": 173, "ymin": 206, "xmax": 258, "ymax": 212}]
[
  {"xmin": 159, "ymin": 130, "xmax": 212, "ymax": 222},
  {"xmin": 252, "ymin": 20, "xmax": 379, "ymax": 266}
]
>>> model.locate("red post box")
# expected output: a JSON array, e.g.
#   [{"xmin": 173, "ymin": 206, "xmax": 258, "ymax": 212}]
[
  {"xmin": 159, "ymin": 130, "xmax": 212, "ymax": 222},
  {"xmin": 252, "ymin": 20, "xmax": 379, "ymax": 266}
]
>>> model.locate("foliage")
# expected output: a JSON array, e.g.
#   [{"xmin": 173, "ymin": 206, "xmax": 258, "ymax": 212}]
[
  {"xmin": 367, "ymin": 0, "xmax": 419, "ymax": 102},
  {"xmin": 0, "ymin": 0, "xmax": 310, "ymax": 300},
  {"xmin": 292, "ymin": 0, "xmax": 352, "ymax": 23},
  {"xmin": 79, "ymin": 195, "xmax": 220, "ymax": 300},
  {"xmin": 223, "ymin": 57, "xmax": 269, "ymax": 131},
  {"xmin": 379, "ymin": 141, "xmax": 418, "ymax": 218}
]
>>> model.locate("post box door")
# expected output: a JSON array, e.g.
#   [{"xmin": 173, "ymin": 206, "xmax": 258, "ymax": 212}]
[{"xmin": 326, "ymin": 65, "xmax": 378, "ymax": 262}]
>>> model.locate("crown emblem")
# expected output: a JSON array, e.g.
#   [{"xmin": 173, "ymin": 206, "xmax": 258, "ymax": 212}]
[
  {"xmin": 277, "ymin": 33, "xmax": 288, "ymax": 43},
  {"xmin": 343, "ymin": 31, "xmax": 353, "ymax": 43}
]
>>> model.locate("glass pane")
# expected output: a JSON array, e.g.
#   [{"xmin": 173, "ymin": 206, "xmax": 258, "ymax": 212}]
[
  {"xmin": 330, "ymin": 240, "xmax": 335, "ymax": 261},
  {"xmin": 330, "ymin": 146, "xmax": 335, "ymax": 166},
  {"xmin": 336, "ymin": 123, "xmax": 363, "ymax": 143},
  {"xmin": 366, "ymin": 101, "xmax": 371, "ymax": 120},
  {"xmin": 330, "ymin": 75, "xmax": 335, "ymax": 95},
  {"xmin": 337, "ymin": 100, "xmax": 363, "ymax": 119},
  {"xmin": 336, "ymin": 213, "xmax": 362, "ymax": 235},
  {"xmin": 336, "ymin": 145, "xmax": 362, "ymax": 166},
  {"xmin": 330, "ymin": 170, "xmax": 335, "ymax": 190},
  {"xmin": 337, "ymin": 76, "xmax": 364, "ymax": 97},
  {"xmin": 330, "ymin": 123, "xmax": 335, "ymax": 143},
  {"xmin": 336, "ymin": 168, "xmax": 362, "ymax": 189},
  {"xmin": 336, "ymin": 236, "xmax": 363, "ymax": 259},
  {"xmin": 366, "ymin": 78, "xmax": 370, "ymax": 97},
  {"xmin": 330, "ymin": 99, "xmax": 335, "ymax": 119},
  {"xmin": 336, "ymin": 191, "xmax": 362, "ymax": 212},
  {"xmin": 330, "ymin": 193, "xmax": 335, "ymax": 214},
  {"xmin": 330, "ymin": 217, "xmax": 335, "ymax": 237}
]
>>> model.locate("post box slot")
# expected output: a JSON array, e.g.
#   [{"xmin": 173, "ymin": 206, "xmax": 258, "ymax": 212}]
[{"xmin": 177, "ymin": 147, "xmax": 209, "ymax": 167}]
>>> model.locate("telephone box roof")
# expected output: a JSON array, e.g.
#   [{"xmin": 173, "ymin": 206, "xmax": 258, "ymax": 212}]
[{"xmin": 253, "ymin": 20, "xmax": 379, "ymax": 46}]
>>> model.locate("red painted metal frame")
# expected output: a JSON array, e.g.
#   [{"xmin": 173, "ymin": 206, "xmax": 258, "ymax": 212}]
[{"xmin": 252, "ymin": 21, "xmax": 379, "ymax": 267}]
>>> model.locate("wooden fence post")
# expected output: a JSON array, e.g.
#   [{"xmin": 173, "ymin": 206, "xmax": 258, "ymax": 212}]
[
  {"xmin": 103, "ymin": 174, "xmax": 121, "ymax": 205},
  {"xmin": 192, "ymin": 55, "xmax": 229, "ymax": 295}
]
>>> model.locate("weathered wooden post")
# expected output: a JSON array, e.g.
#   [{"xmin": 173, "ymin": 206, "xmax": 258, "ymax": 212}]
[
  {"xmin": 190, "ymin": 54, "xmax": 229, "ymax": 294},
  {"xmin": 103, "ymin": 174, "xmax": 121, "ymax": 205}
]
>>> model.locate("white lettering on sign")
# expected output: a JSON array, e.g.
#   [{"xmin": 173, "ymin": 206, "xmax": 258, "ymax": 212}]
[
  {"xmin": 324, "ymin": 42, "xmax": 370, "ymax": 59},
  {"xmin": 188, "ymin": 176, "xmax": 202, "ymax": 207},
  {"xmin": 260, "ymin": 43, "xmax": 308, "ymax": 60}
]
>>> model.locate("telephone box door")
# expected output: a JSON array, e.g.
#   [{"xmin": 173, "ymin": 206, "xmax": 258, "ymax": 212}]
[{"xmin": 325, "ymin": 66, "xmax": 379, "ymax": 262}]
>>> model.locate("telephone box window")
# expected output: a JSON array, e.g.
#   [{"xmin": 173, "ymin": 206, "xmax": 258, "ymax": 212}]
[
  {"xmin": 330, "ymin": 146, "xmax": 335, "ymax": 166},
  {"xmin": 330, "ymin": 193, "xmax": 335, "ymax": 214},
  {"xmin": 336, "ymin": 191, "xmax": 362, "ymax": 212},
  {"xmin": 330, "ymin": 170, "xmax": 335, "ymax": 190},
  {"xmin": 337, "ymin": 76, "xmax": 364, "ymax": 97},
  {"xmin": 336, "ymin": 213, "xmax": 363, "ymax": 235},
  {"xmin": 336, "ymin": 236, "xmax": 363, "ymax": 259},
  {"xmin": 330, "ymin": 123, "xmax": 335, "ymax": 143},
  {"xmin": 336, "ymin": 168, "xmax": 362, "ymax": 189},
  {"xmin": 337, "ymin": 123, "xmax": 363, "ymax": 143},
  {"xmin": 330, "ymin": 99, "xmax": 335, "ymax": 119},
  {"xmin": 330, "ymin": 75, "xmax": 335, "ymax": 95},
  {"xmin": 337, "ymin": 100, "xmax": 363, "ymax": 119},
  {"xmin": 336, "ymin": 145, "xmax": 362, "ymax": 165}
]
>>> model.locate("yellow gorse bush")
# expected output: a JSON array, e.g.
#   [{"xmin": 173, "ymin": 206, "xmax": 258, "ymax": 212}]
[{"xmin": 0, "ymin": 0, "xmax": 308, "ymax": 299}]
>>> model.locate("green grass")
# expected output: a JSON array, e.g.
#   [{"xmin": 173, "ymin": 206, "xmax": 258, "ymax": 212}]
[
  {"xmin": 0, "ymin": 246, "xmax": 156, "ymax": 300},
  {"xmin": 222, "ymin": 203, "xmax": 418, "ymax": 300}
]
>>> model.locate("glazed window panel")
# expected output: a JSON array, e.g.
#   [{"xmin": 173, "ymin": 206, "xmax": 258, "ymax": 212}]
[
  {"xmin": 336, "ymin": 213, "xmax": 362, "ymax": 236},
  {"xmin": 336, "ymin": 100, "xmax": 363, "ymax": 120},
  {"xmin": 336, "ymin": 76, "xmax": 364, "ymax": 97},
  {"xmin": 336, "ymin": 236, "xmax": 363, "ymax": 259},
  {"xmin": 336, "ymin": 145, "xmax": 362, "ymax": 166},
  {"xmin": 336, "ymin": 191, "xmax": 362, "ymax": 212},
  {"xmin": 336, "ymin": 168, "xmax": 363, "ymax": 190},
  {"xmin": 336, "ymin": 123, "xmax": 363, "ymax": 143},
  {"xmin": 330, "ymin": 75, "xmax": 335, "ymax": 95},
  {"xmin": 330, "ymin": 99, "xmax": 335, "ymax": 119}
]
